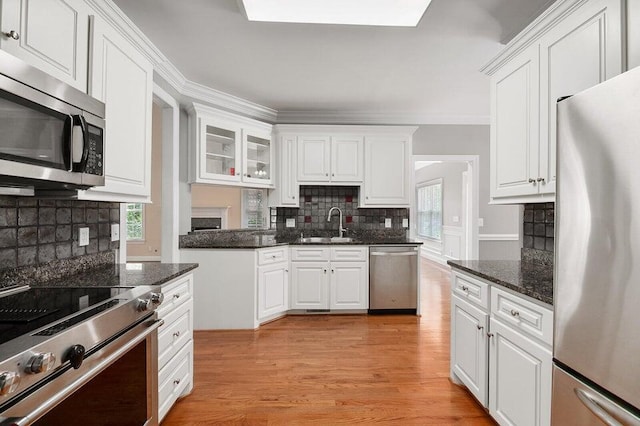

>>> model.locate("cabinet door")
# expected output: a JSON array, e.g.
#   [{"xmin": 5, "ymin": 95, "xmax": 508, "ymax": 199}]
[
  {"xmin": 490, "ymin": 45, "xmax": 540, "ymax": 200},
  {"xmin": 290, "ymin": 262, "xmax": 329, "ymax": 309},
  {"xmin": 331, "ymin": 136, "xmax": 363, "ymax": 182},
  {"xmin": 278, "ymin": 135, "xmax": 299, "ymax": 206},
  {"xmin": 362, "ymin": 136, "xmax": 410, "ymax": 206},
  {"xmin": 451, "ymin": 295, "xmax": 489, "ymax": 407},
  {"xmin": 0, "ymin": 0, "xmax": 89, "ymax": 91},
  {"xmin": 329, "ymin": 261, "xmax": 368, "ymax": 310},
  {"xmin": 489, "ymin": 318, "xmax": 552, "ymax": 426},
  {"xmin": 243, "ymin": 129, "xmax": 274, "ymax": 186},
  {"xmin": 81, "ymin": 15, "xmax": 153, "ymax": 202},
  {"xmin": 257, "ymin": 263, "xmax": 288, "ymax": 320},
  {"xmin": 539, "ymin": 0, "xmax": 624, "ymax": 195},
  {"xmin": 199, "ymin": 119, "xmax": 242, "ymax": 183},
  {"xmin": 297, "ymin": 136, "xmax": 330, "ymax": 182}
]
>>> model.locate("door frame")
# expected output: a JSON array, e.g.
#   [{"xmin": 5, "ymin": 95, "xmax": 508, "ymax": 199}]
[{"xmin": 411, "ymin": 154, "xmax": 479, "ymax": 261}]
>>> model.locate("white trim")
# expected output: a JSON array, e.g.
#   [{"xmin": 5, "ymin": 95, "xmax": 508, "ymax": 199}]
[
  {"xmin": 480, "ymin": 0, "xmax": 588, "ymax": 75},
  {"xmin": 419, "ymin": 245, "xmax": 447, "ymax": 266},
  {"xmin": 276, "ymin": 111, "xmax": 489, "ymax": 126},
  {"xmin": 127, "ymin": 256, "xmax": 162, "ymax": 262},
  {"xmin": 489, "ymin": 194, "xmax": 555, "ymax": 205},
  {"xmin": 478, "ymin": 233, "xmax": 520, "ymax": 241},
  {"xmin": 273, "ymin": 124, "xmax": 419, "ymax": 135},
  {"xmin": 153, "ymin": 83, "xmax": 181, "ymax": 264}
]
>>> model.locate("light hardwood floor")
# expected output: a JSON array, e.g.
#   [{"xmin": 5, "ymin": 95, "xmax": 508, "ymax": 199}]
[{"xmin": 163, "ymin": 259, "xmax": 494, "ymax": 425}]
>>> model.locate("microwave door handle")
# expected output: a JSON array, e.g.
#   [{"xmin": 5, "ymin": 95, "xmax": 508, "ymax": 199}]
[
  {"xmin": 63, "ymin": 114, "xmax": 74, "ymax": 171},
  {"xmin": 71, "ymin": 115, "xmax": 89, "ymax": 171}
]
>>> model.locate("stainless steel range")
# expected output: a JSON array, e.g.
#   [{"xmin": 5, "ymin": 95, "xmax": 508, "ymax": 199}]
[{"xmin": 0, "ymin": 283, "xmax": 164, "ymax": 425}]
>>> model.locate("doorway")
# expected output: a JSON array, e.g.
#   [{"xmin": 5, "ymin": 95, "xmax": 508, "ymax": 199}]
[{"xmin": 411, "ymin": 155, "xmax": 479, "ymax": 264}]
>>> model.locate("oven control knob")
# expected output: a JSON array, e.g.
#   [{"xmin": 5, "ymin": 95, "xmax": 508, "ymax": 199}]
[
  {"xmin": 65, "ymin": 344, "xmax": 86, "ymax": 370},
  {"xmin": 0, "ymin": 371, "xmax": 20, "ymax": 396},
  {"xmin": 150, "ymin": 292, "xmax": 164, "ymax": 305},
  {"xmin": 24, "ymin": 352, "xmax": 56, "ymax": 374},
  {"xmin": 136, "ymin": 298, "xmax": 151, "ymax": 312}
]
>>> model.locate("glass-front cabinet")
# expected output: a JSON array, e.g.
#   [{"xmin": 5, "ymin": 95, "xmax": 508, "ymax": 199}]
[{"xmin": 189, "ymin": 103, "xmax": 274, "ymax": 187}]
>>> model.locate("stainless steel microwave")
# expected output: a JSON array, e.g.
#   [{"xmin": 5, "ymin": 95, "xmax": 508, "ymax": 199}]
[{"xmin": 0, "ymin": 50, "xmax": 105, "ymax": 192}]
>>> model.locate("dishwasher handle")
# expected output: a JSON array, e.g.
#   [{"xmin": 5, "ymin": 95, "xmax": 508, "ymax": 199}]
[{"xmin": 370, "ymin": 251, "xmax": 417, "ymax": 257}]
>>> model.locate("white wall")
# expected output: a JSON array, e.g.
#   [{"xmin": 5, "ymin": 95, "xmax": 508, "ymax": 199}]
[{"xmin": 413, "ymin": 125, "xmax": 521, "ymax": 260}]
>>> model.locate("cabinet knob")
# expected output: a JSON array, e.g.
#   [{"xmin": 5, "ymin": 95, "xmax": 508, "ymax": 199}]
[
  {"xmin": 236, "ymin": 172, "xmax": 239, "ymax": 176},
  {"xmin": 487, "ymin": 333, "xmax": 494, "ymax": 338},
  {"xmin": 331, "ymin": 269, "xmax": 335, "ymax": 273},
  {"xmin": 173, "ymin": 379, "xmax": 181, "ymax": 386},
  {"xmin": 477, "ymin": 325, "xmax": 484, "ymax": 331},
  {"xmin": 461, "ymin": 285, "xmax": 469, "ymax": 292},
  {"xmin": 3, "ymin": 30, "xmax": 19, "ymax": 40},
  {"xmin": 528, "ymin": 178, "xmax": 536, "ymax": 184},
  {"xmin": 510, "ymin": 309, "xmax": 520, "ymax": 317},
  {"xmin": 173, "ymin": 331, "xmax": 181, "ymax": 338},
  {"xmin": 325, "ymin": 173, "xmax": 329, "ymax": 177},
  {"xmin": 323, "ymin": 269, "xmax": 327, "ymax": 274},
  {"xmin": 332, "ymin": 173, "xmax": 335, "ymax": 177},
  {"xmin": 537, "ymin": 177, "xmax": 545, "ymax": 183},
  {"xmin": 285, "ymin": 269, "xmax": 289, "ymax": 273},
  {"xmin": 173, "ymin": 294, "xmax": 181, "ymax": 299},
  {"xmin": 366, "ymin": 196, "xmax": 369, "ymax": 200},
  {"xmin": 292, "ymin": 196, "xmax": 296, "ymax": 199}
]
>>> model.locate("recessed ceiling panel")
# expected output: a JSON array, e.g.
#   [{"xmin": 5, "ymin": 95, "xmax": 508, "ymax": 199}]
[{"xmin": 241, "ymin": 0, "xmax": 432, "ymax": 27}]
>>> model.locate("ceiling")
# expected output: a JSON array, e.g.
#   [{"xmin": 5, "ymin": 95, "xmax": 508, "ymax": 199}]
[{"xmin": 114, "ymin": 0, "xmax": 553, "ymax": 123}]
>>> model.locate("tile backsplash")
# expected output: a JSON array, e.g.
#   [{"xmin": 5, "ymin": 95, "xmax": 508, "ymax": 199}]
[
  {"xmin": 273, "ymin": 186, "xmax": 409, "ymax": 231},
  {"xmin": 0, "ymin": 197, "xmax": 120, "ymax": 270},
  {"xmin": 523, "ymin": 203, "xmax": 554, "ymax": 252}
]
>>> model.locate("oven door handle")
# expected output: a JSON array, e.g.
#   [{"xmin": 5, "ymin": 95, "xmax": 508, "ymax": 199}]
[{"xmin": 2, "ymin": 318, "xmax": 164, "ymax": 426}]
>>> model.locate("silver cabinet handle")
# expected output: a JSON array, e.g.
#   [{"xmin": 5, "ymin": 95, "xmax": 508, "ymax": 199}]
[
  {"xmin": 323, "ymin": 269, "xmax": 327, "ymax": 274},
  {"xmin": 575, "ymin": 388, "xmax": 640, "ymax": 425},
  {"xmin": 173, "ymin": 379, "xmax": 181, "ymax": 386},
  {"xmin": 331, "ymin": 269, "xmax": 335, "ymax": 273},
  {"xmin": 461, "ymin": 285, "xmax": 469, "ymax": 291},
  {"xmin": 528, "ymin": 178, "xmax": 536, "ymax": 184},
  {"xmin": 325, "ymin": 173, "xmax": 329, "ymax": 177},
  {"xmin": 537, "ymin": 177, "xmax": 545, "ymax": 183},
  {"xmin": 173, "ymin": 294, "xmax": 181, "ymax": 299},
  {"xmin": 510, "ymin": 309, "xmax": 520, "ymax": 317},
  {"xmin": 173, "ymin": 331, "xmax": 180, "ymax": 338},
  {"xmin": 332, "ymin": 173, "xmax": 335, "ymax": 177},
  {"xmin": 487, "ymin": 333, "xmax": 494, "ymax": 338},
  {"xmin": 235, "ymin": 172, "xmax": 239, "ymax": 176},
  {"xmin": 271, "ymin": 255, "xmax": 276, "ymax": 259},
  {"xmin": 292, "ymin": 196, "xmax": 295, "ymax": 199},
  {"xmin": 3, "ymin": 30, "xmax": 19, "ymax": 40},
  {"xmin": 477, "ymin": 325, "xmax": 483, "ymax": 331},
  {"xmin": 285, "ymin": 269, "xmax": 289, "ymax": 273}
]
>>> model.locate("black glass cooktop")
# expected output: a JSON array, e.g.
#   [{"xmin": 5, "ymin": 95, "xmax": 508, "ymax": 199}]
[{"xmin": 0, "ymin": 287, "xmax": 129, "ymax": 346}]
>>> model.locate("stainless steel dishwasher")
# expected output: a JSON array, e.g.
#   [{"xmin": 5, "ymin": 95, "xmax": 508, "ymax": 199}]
[{"xmin": 369, "ymin": 245, "xmax": 418, "ymax": 314}]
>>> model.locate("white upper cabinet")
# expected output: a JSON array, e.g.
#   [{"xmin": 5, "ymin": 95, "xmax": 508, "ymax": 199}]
[
  {"xmin": 486, "ymin": 0, "xmax": 625, "ymax": 204},
  {"xmin": 79, "ymin": 14, "xmax": 153, "ymax": 202},
  {"xmin": 297, "ymin": 135, "xmax": 363, "ymax": 183},
  {"xmin": 630, "ymin": 1, "xmax": 640, "ymax": 69},
  {"xmin": 0, "ymin": 0, "xmax": 90, "ymax": 91},
  {"xmin": 538, "ymin": 0, "xmax": 623, "ymax": 195},
  {"xmin": 189, "ymin": 104, "xmax": 274, "ymax": 188},
  {"xmin": 491, "ymin": 45, "xmax": 540, "ymax": 200},
  {"xmin": 362, "ymin": 135, "xmax": 411, "ymax": 207},
  {"xmin": 269, "ymin": 134, "xmax": 299, "ymax": 207}
]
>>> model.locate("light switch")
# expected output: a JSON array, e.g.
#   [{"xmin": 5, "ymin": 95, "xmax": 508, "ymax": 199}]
[
  {"xmin": 286, "ymin": 218, "xmax": 295, "ymax": 228},
  {"xmin": 79, "ymin": 227, "xmax": 89, "ymax": 246},
  {"xmin": 478, "ymin": 218, "xmax": 484, "ymax": 227},
  {"xmin": 385, "ymin": 218, "xmax": 392, "ymax": 228},
  {"xmin": 111, "ymin": 224, "xmax": 120, "ymax": 242},
  {"xmin": 402, "ymin": 218, "xmax": 409, "ymax": 228}
]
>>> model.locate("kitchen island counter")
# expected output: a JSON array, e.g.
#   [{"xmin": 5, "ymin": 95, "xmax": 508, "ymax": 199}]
[{"xmin": 447, "ymin": 259, "xmax": 553, "ymax": 305}]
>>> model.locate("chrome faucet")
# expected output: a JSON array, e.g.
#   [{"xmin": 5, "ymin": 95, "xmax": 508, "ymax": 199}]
[{"xmin": 327, "ymin": 207, "xmax": 347, "ymax": 238}]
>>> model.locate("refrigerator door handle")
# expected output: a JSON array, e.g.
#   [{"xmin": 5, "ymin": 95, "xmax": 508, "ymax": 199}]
[{"xmin": 575, "ymin": 388, "xmax": 638, "ymax": 426}]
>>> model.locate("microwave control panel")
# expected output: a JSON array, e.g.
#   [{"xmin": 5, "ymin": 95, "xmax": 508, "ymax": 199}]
[{"xmin": 85, "ymin": 124, "xmax": 104, "ymax": 176}]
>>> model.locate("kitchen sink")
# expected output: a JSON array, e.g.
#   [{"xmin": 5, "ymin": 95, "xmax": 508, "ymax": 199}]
[{"xmin": 298, "ymin": 237, "xmax": 355, "ymax": 244}]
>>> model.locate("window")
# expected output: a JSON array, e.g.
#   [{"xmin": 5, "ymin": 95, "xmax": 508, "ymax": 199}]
[
  {"xmin": 417, "ymin": 180, "xmax": 442, "ymax": 240},
  {"xmin": 126, "ymin": 203, "xmax": 144, "ymax": 241}
]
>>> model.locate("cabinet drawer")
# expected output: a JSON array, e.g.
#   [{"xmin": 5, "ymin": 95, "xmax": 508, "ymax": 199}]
[
  {"xmin": 330, "ymin": 246, "xmax": 368, "ymax": 261},
  {"xmin": 291, "ymin": 247, "xmax": 330, "ymax": 261},
  {"xmin": 258, "ymin": 246, "xmax": 289, "ymax": 266},
  {"xmin": 491, "ymin": 286, "xmax": 553, "ymax": 346},
  {"xmin": 157, "ymin": 274, "xmax": 192, "ymax": 317},
  {"xmin": 452, "ymin": 272, "xmax": 489, "ymax": 310},
  {"xmin": 158, "ymin": 300, "xmax": 192, "ymax": 370},
  {"xmin": 159, "ymin": 340, "xmax": 193, "ymax": 422}
]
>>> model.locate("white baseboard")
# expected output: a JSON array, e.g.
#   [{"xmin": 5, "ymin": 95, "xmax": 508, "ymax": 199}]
[
  {"xmin": 420, "ymin": 246, "xmax": 448, "ymax": 265},
  {"xmin": 479, "ymin": 233, "xmax": 520, "ymax": 241},
  {"xmin": 127, "ymin": 256, "xmax": 161, "ymax": 262}
]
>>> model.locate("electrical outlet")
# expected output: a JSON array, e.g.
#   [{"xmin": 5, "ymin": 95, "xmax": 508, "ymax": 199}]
[
  {"xmin": 385, "ymin": 218, "xmax": 392, "ymax": 228},
  {"xmin": 478, "ymin": 218, "xmax": 484, "ymax": 227},
  {"xmin": 110, "ymin": 224, "xmax": 119, "ymax": 242},
  {"xmin": 79, "ymin": 227, "xmax": 89, "ymax": 246},
  {"xmin": 452, "ymin": 216, "xmax": 460, "ymax": 223},
  {"xmin": 79, "ymin": 295, "xmax": 89, "ymax": 310},
  {"xmin": 286, "ymin": 218, "xmax": 295, "ymax": 228},
  {"xmin": 402, "ymin": 218, "xmax": 409, "ymax": 228}
]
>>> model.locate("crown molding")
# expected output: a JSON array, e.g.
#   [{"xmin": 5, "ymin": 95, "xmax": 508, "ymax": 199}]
[
  {"xmin": 480, "ymin": 0, "xmax": 586, "ymax": 75},
  {"xmin": 276, "ymin": 110, "xmax": 489, "ymax": 125},
  {"xmin": 274, "ymin": 124, "xmax": 419, "ymax": 135}
]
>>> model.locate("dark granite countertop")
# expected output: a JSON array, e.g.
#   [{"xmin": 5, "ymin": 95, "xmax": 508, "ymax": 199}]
[
  {"xmin": 288, "ymin": 239, "xmax": 423, "ymax": 246},
  {"xmin": 30, "ymin": 263, "xmax": 199, "ymax": 288},
  {"xmin": 181, "ymin": 241, "xmax": 290, "ymax": 249},
  {"xmin": 447, "ymin": 260, "xmax": 553, "ymax": 305}
]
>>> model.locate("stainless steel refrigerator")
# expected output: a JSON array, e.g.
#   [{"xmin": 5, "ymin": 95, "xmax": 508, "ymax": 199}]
[{"xmin": 554, "ymin": 66, "xmax": 640, "ymax": 425}]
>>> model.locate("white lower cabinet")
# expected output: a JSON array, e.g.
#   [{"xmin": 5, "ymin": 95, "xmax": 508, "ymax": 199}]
[
  {"xmin": 290, "ymin": 246, "xmax": 368, "ymax": 310},
  {"xmin": 257, "ymin": 262, "xmax": 289, "ymax": 320},
  {"xmin": 156, "ymin": 273, "xmax": 194, "ymax": 422},
  {"xmin": 450, "ymin": 270, "xmax": 553, "ymax": 426},
  {"xmin": 489, "ymin": 318, "xmax": 552, "ymax": 426}
]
